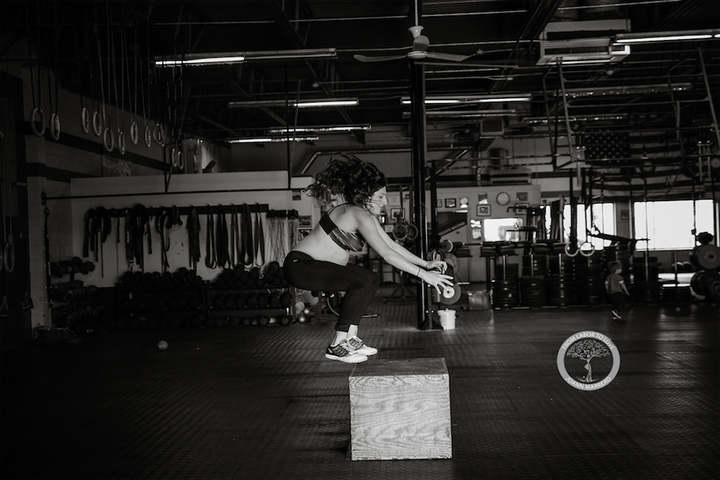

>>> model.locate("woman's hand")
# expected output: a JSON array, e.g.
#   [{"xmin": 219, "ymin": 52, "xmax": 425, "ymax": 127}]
[
  {"xmin": 425, "ymin": 260, "xmax": 447, "ymax": 273},
  {"xmin": 418, "ymin": 268, "xmax": 455, "ymax": 295}
]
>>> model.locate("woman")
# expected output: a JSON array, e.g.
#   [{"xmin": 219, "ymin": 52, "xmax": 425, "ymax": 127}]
[{"xmin": 284, "ymin": 154, "xmax": 454, "ymax": 363}]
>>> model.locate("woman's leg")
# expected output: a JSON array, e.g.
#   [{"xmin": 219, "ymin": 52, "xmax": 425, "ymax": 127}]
[{"xmin": 284, "ymin": 252, "xmax": 379, "ymax": 334}]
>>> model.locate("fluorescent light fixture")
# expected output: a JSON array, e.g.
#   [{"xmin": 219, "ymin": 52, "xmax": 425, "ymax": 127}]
[
  {"xmin": 615, "ymin": 29, "xmax": 719, "ymax": 44},
  {"xmin": 400, "ymin": 94, "xmax": 531, "ymax": 105},
  {"xmin": 228, "ymin": 98, "xmax": 358, "ymax": 109},
  {"xmin": 155, "ymin": 48, "xmax": 337, "ymax": 67},
  {"xmin": 404, "ymin": 109, "xmax": 516, "ymax": 119},
  {"xmin": 525, "ymin": 114, "xmax": 627, "ymax": 125},
  {"xmin": 155, "ymin": 54, "xmax": 245, "ymax": 67},
  {"xmin": 556, "ymin": 83, "xmax": 693, "ymax": 98},
  {"xmin": 244, "ymin": 48, "xmax": 337, "ymax": 60},
  {"xmin": 267, "ymin": 124, "xmax": 371, "ymax": 134},
  {"xmin": 226, "ymin": 136, "xmax": 319, "ymax": 144}
]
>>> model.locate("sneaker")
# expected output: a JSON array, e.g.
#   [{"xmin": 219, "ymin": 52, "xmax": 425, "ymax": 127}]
[
  {"xmin": 347, "ymin": 336, "xmax": 378, "ymax": 356},
  {"xmin": 612, "ymin": 310, "xmax": 622, "ymax": 320},
  {"xmin": 325, "ymin": 341, "xmax": 368, "ymax": 363}
]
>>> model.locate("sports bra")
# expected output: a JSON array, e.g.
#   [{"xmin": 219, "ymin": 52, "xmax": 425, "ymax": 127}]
[{"xmin": 319, "ymin": 205, "xmax": 365, "ymax": 253}]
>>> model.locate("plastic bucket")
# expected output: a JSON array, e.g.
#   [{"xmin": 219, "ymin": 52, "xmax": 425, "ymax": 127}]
[{"xmin": 438, "ymin": 309, "xmax": 456, "ymax": 330}]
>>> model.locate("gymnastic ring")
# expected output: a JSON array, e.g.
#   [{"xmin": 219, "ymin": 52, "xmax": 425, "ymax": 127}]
[
  {"xmin": 144, "ymin": 124, "xmax": 152, "ymax": 148},
  {"xmin": 579, "ymin": 241, "xmax": 596, "ymax": 257},
  {"xmin": 92, "ymin": 111, "xmax": 103, "ymax": 137},
  {"xmin": 117, "ymin": 131, "xmax": 126, "ymax": 155},
  {"xmin": 81, "ymin": 107, "xmax": 90, "ymax": 134},
  {"xmin": 428, "ymin": 248, "xmax": 445, "ymax": 262},
  {"xmin": 564, "ymin": 243, "xmax": 579, "ymax": 258},
  {"xmin": 406, "ymin": 223, "xmax": 418, "ymax": 241},
  {"xmin": 177, "ymin": 150, "xmax": 185, "ymax": 170},
  {"xmin": 129, "ymin": 121, "xmax": 139, "ymax": 145},
  {"xmin": 49, "ymin": 113, "xmax": 61, "ymax": 141},
  {"xmin": 102, "ymin": 127, "xmax": 115, "ymax": 153},
  {"xmin": 171, "ymin": 147, "xmax": 178, "ymax": 167},
  {"xmin": 3, "ymin": 242, "xmax": 15, "ymax": 273},
  {"xmin": 30, "ymin": 107, "xmax": 46, "ymax": 137},
  {"xmin": 392, "ymin": 223, "xmax": 408, "ymax": 241},
  {"xmin": 153, "ymin": 124, "xmax": 165, "ymax": 146}
]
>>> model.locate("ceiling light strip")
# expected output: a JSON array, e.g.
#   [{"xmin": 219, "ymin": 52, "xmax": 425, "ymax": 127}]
[
  {"xmin": 228, "ymin": 98, "xmax": 359, "ymax": 108},
  {"xmin": 267, "ymin": 124, "xmax": 371, "ymax": 134},
  {"xmin": 400, "ymin": 94, "xmax": 531, "ymax": 105},
  {"xmin": 155, "ymin": 48, "xmax": 337, "ymax": 67},
  {"xmin": 226, "ymin": 136, "xmax": 319, "ymax": 144},
  {"xmin": 615, "ymin": 29, "xmax": 720, "ymax": 44},
  {"xmin": 556, "ymin": 82, "xmax": 693, "ymax": 98}
]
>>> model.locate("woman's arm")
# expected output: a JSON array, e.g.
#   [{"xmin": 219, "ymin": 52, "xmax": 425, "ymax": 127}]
[
  {"xmin": 355, "ymin": 209, "xmax": 453, "ymax": 293},
  {"xmin": 370, "ymin": 217, "xmax": 447, "ymax": 272}
]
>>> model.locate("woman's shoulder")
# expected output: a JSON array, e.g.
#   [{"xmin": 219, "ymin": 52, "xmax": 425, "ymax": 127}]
[{"xmin": 331, "ymin": 203, "xmax": 374, "ymax": 226}]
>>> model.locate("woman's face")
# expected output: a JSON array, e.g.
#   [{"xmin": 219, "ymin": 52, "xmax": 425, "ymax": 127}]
[{"xmin": 365, "ymin": 187, "xmax": 387, "ymax": 216}]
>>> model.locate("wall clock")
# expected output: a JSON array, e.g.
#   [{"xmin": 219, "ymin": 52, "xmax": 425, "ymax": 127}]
[{"xmin": 496, "ymin": 192, "xmax": 510, "ymax": 206}]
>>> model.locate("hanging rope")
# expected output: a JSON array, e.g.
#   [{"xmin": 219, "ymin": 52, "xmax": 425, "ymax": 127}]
[
  {"xmin": 117, "ymin": 22, "xmax": 127, "ymax": 154},
  {"xmin": 94, "ymin": 1, "xmax": 109, "ymax": 147},
  {"xmin": 27, "ymin": 1, "xmax": 45, "ymax": 137},
  {"xmin": 128, "ymin": 21, "xmax": 138, "ymax": 145},
  {"xmin": 109, "ymin": 4, "xmax": 124, "ymax": 155}
]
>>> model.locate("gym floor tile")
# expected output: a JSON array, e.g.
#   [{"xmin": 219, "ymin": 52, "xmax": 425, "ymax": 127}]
[{"xmin": 1, "ymin": 290, "xmax": 718, "ymax": 480}]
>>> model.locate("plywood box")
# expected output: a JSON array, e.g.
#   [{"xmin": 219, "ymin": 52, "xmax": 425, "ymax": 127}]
[{"xmin": 349, "ymin": 358, "xmax": 451, "ymax": 460}]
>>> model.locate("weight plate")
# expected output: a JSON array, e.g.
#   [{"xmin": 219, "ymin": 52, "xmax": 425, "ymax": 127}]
[
  {"xmin": 690, "ymin": 244, "xmax": 720, "ymax": 270},
  {"xmin": 707, "ymin": 279, "xmax": 720, "ymax": 301},
  {"xmin": 437, "ymin": 282, "xmax": 462, "ymax": 305}
]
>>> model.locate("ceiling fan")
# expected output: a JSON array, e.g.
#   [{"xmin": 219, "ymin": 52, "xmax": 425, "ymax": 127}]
[
  {"xmin": 354, "ymin": 0, "xmax": 471, "ymax": 63},
  {"xmin": 354, "ymin": 25, "xmax": 471, "ymax": 63}
]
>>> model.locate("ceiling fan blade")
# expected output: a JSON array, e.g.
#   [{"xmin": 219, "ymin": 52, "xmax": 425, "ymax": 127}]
[
  {"xmin": 424, "ymin": 52, "xmax": 471, "ymax": 62},
  {"xmin": 353, "ymin": 53, "xmax": 407, "ymax": 63}
]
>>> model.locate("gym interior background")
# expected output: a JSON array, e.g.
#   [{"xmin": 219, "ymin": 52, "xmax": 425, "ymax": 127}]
[{"xmin": 0, "ymin": 1, "xmax": 719, "ymax": 479}]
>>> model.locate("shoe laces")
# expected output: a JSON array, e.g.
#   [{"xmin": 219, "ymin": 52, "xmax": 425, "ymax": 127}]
[
  {"xmin": 330, "ymin": 341, "xmax": 353, "ymax": 357},
  {"xmin": 347, "ymin": 336, "xmax": 365, "ymax": 349}
]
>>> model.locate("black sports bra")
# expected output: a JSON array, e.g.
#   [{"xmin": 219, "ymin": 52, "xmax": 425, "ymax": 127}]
[{"xmin": 319, "ymin": 205, "xmax": 365, "ymax": 253}]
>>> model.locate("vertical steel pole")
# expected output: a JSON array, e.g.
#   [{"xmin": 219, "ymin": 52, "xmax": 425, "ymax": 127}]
[{"xmin": 410, "ymin": 58, "xmax": 431, "ymax": 330}]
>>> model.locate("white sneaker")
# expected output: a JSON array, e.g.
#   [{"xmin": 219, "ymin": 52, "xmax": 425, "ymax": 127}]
[
  {"xmin": 347, "ymin": 336, "xmax": 378, "ymax": 356},
  {"xmin": 325, "ymin": 341, "xmax": 368, "ymax": 363}
]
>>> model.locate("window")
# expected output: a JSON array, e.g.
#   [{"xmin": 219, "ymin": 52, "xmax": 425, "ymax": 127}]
[
  {"xmin": 633, "ymin": 199, "xmax": 713, "ymax": 250},
  {"xmin": 545, "ymin": 203, "xmax": 616, "ymax": 250},
  {"xmin": 483, "ymin": 217, "xmax": 524, "ymax": 242}
]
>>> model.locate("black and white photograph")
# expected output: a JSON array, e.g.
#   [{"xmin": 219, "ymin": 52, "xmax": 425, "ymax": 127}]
[{"xmin": 1, "ymin": 1, "xmax": 718, "ymax": 479}]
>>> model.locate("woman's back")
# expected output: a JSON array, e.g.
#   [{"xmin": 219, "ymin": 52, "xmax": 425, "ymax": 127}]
[{"xmin": 293, "ymin": 204, "xmax": 363, "ymax": 266}]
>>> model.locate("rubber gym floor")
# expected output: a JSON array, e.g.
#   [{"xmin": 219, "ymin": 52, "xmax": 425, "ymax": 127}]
[{"xmin": 1, "ymin": 286, "xmax": 718, "ymax": 480}]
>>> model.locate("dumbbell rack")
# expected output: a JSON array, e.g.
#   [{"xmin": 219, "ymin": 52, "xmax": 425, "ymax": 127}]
[
  {"xmin": 115, "ymin": 269, "xmax": 206, "ymax": 329},
  {"xmin": 49, "ymin": 259, "xmax": 101, "ymax": 335},
  {"xmin": 205, "ymin": 264, "xmax": 294, "ymax": 327}
]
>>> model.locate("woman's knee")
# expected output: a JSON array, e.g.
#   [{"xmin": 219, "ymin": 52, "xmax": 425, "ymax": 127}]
[{"xmin": 353, "ymin": 270, "xmax": 380, "ymax": 292}]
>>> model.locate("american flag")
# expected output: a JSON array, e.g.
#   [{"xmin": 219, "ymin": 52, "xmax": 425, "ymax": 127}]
[{"xmin": 584, "ymin": 131, "xmax": 631, "ymax": 160}]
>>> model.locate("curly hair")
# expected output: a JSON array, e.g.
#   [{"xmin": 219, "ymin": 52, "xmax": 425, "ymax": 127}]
[
  {"xmin": 608, "ymin": 260, "xmax": 622, "ymax": 273},
  {"xmin": 304, "ymin": 153, "xmax": 386, "ymax": 206}
]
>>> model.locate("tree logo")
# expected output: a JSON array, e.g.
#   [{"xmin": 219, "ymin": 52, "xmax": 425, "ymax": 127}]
[{"xmin": 557, "ymin": 331, "xmax": 621, "ymax": 391}]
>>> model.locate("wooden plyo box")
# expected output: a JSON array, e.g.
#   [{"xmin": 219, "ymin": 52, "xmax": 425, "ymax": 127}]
[{"xmin": 349, "ymin": 358, "xmax": 451, "ymax": 461}]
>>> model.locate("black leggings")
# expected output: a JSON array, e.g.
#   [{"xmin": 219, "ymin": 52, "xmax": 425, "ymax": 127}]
[{"xmin": 284, "ymin": 251, "xmax": 379, "ymax": 332}]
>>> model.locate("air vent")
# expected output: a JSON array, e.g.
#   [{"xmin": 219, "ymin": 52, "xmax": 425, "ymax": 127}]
[
  {"xmin": 537, "ymin": 19, "xmax": 631, "ymax": 66},
  {"xmin": 537, "ymin": 38, "xmax": 630, "ymax": 65}
]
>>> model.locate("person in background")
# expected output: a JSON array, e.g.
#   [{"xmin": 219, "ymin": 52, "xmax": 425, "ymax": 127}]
[
  {"xmin": 283, "ymin": 153, "xmax": 454, "ymax": 363},
  {"xmin": 605, "ymin": 260, "xmax": 630, "ymax": 321}
]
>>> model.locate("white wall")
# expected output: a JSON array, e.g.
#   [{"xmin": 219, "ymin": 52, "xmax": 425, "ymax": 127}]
[{"xmin": 68, "ymin": 171, "xmax": 314, "ymax": 288}]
